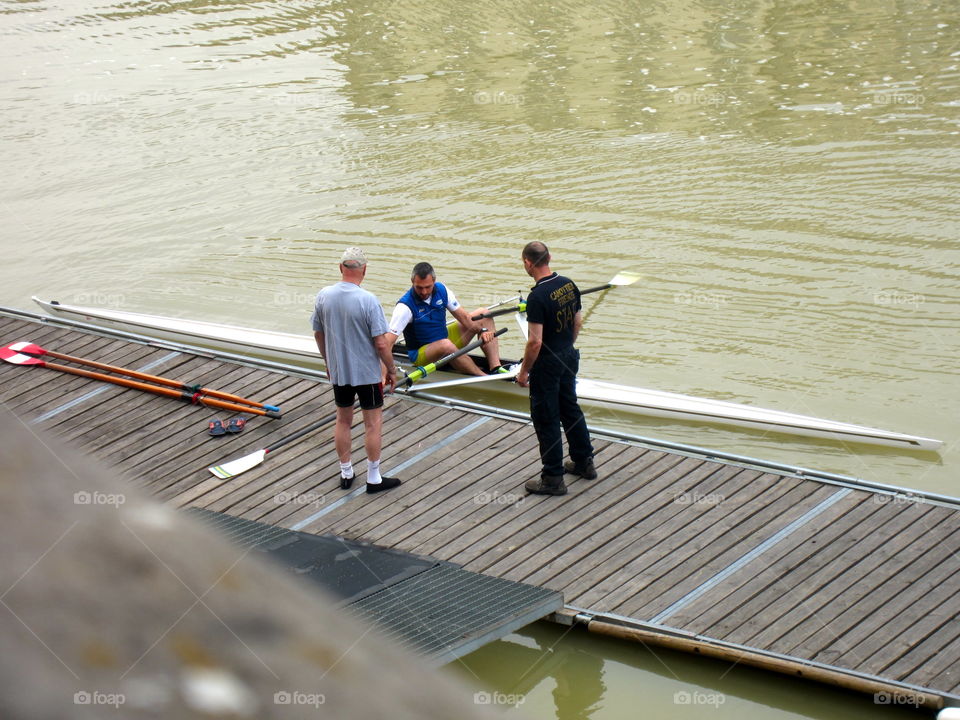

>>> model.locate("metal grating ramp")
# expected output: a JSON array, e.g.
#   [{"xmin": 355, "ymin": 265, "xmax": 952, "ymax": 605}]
[
  {"xmin": 349, "ymin": 563, "xmax": 563, "ymax": 665},
  {"xmin": 186, "ymin": 509, "xmax": 562, "ymax": 664}
]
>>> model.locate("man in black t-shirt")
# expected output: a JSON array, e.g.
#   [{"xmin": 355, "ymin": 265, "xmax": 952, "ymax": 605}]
[{"xmin": 516, "ymin": 241, "xmax": 595, "ymax": 495}]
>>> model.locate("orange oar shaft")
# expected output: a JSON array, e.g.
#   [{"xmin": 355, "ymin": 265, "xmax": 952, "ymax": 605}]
[
  {"xmin": 41, "ymin": 348, "xmax": 274, "ymax": 411},
  {"xmin": 40, "ymin": 360, "xmax": 277, "ymax": 417}
]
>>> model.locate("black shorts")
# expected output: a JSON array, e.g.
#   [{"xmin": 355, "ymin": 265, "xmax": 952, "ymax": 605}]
[{"xmin": 333, "ymin": 383, "xmax": 384, "ymax": 410}]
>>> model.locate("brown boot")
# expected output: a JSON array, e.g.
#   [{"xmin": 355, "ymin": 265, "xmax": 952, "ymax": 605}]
[
  {"xmin": 564, "ymin": 457, "xmax": 597, "ymax": 480},
  {"xmin": 525, "ymin": 474, "xmax": 567, "ymax": 496}
]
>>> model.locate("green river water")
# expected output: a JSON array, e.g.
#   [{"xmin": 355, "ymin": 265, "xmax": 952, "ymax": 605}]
[{"xmin": 2, "ymin": 1, "xmax": 958, "ymax": 717}]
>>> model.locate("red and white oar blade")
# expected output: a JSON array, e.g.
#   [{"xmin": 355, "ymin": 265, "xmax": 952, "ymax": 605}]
[
  {"xmin": 0, "ymin": 342, "xmax": 45, "ymax": 365},
  {"xmin": 208, "ymin": 449, "xmax": 267, "ymax": 479},
  {"xmin": 8, "ymin": 341, "xmax": 45, "ymax": 355}
]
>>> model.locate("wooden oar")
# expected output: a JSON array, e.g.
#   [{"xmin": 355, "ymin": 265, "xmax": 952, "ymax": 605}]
[
  {"xmin": 471, "ymin": 272, "xmax": 641, "ymax": 320},
  {"xmin": 208, "ymin": 412, "xmax": 338, "ymax": 479},
  {"xmin": 3, "ymin": 341, "xmax": 280, "ymax": 413},
  {"xmin": 0, "ymin": 345, "xmax": 281, "ymax": 418},
  {"xmin": 401, "ymin": 327, "xmax": 508, "ymax": 387}
]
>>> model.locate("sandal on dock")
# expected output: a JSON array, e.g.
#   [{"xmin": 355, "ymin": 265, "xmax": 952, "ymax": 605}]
[
  {"xmin": 208, "ymin": 419, "xmax": 226, "ymax": 437},
  {"xmin": 227, "ymin": 417, "xmax": 246, "ymax": 434}
]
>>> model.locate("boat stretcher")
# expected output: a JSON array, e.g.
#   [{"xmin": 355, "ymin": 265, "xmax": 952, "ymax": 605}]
[{"xmin": 31, "ymin": 297, "xmax": 942, "ymax": 452}]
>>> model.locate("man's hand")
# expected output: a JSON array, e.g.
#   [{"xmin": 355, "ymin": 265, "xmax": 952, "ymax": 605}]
[
  {"xmin": 516, "ymin": 368, "xmax": 529, "ymax": 388},
  {"xmin": 383, "ymin": 366, "xmax": 397, "ymax": 394}
]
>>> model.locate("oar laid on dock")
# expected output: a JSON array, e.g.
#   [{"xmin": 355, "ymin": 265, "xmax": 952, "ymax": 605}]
[
  {"xmin": 2, "ymin": 341, "xmax": 280, "ymax": 413},
  {"xmin": 400, "ymin": 327, "xmax": 508, "ymax": 388},
  {"xmin": 0, "ymin": 344, "xmax": 281, "ymax": 418},
  {"xmin": 208, "ymin": 412, "xmax": 338, "ymax": 479},
  {"xmin": 471, "ymin": 272, "xmax": 641, "ymax": 320}
]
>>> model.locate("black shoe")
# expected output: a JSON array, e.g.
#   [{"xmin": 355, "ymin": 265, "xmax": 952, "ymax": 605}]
[
  {"xmin": 525, "ymin": 475, "xmax": 567, "ymax": 496},
  {"xmin": 564, "ymin": 458, "xmax": 597, "ymax": 480},
  {"xmin": 367, "ymin": 477, "xmax": 401, "ymax": 494},
  {"xmin": 340, "ymin": 474, "xmax": 355, "ymax": 490}
]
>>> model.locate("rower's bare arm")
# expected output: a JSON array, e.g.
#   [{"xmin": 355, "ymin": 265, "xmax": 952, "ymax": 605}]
[
  {"xmin": 452, "ymin": 306, "xmax": 492, "ymax": 341},
  {"xmin": 314, "ymin": 331, "xmax": 326, "ymax": 361}
]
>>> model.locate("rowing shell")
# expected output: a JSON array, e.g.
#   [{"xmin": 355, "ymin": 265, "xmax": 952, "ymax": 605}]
[{"xmin": 31, "ymin": 297, "xmax": 942, "ymax": 451}]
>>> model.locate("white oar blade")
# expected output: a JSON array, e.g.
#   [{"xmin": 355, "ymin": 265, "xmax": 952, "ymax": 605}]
[
  {"xmin": 208, "ymin": 449, "xmax": 266, "ymax": 479},
  {"xmin": 515, "ymin": 312, "xmax": 529, "ymax": 340},
  {"xmin": 609, "ymin": 271, "xmax": 641, "ymax": 286}
]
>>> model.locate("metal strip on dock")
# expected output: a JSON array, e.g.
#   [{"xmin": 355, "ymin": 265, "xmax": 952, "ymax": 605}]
[
  {"xmin": 289, "ymin": 415, "xmax": 492, "ymax": 531},
  {"xmin": 651, "ymin": 488, "xmax": 853, "ymax": 624}
]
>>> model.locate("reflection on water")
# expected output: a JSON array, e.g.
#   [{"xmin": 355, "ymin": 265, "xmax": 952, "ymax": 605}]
[
  {"xmin": 452, "ymin": 622, "xmax": 932, "ymax": 719},
  {"xmin": 2, "ymin": 2, "xmax": 959, "ymax": 718}
]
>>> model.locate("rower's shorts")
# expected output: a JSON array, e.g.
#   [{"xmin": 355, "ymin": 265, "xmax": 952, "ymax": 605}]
[
  {"xmin": 407, "ymin": 321, "xmax": 464, "ymax": 365},
  {"xmin": 333, "ymin": 383, "xmax": 384, "ymax": 410}
]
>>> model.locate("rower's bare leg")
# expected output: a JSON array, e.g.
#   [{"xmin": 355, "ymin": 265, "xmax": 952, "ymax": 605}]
[
  {"xmin": 423, "ymin": 339, "xmax": 485, "ymax": 376},
  {"xmin": 461, "ymin": 308, "xmax": 503, "ymax": 370}
]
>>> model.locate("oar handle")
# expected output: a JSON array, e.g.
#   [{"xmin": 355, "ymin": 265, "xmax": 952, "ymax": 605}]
[
  {"xmin": 402, "ymin": 327, "xmax": 508, "ymax": 387},
  {"xmin": 43, "ymin": 349, "xmax": 279, "ymax": 412},
  {"xmin": 265, "ymin": 412, "xmax": 339, "ymax": 453},
  {"xmin": 581, "ymin": 283, "xmax": 613, "ymax": 295}
]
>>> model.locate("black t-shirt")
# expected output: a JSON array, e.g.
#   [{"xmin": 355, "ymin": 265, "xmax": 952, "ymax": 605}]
[{"xmin": 525, "ymin": 273, "xmax": 582, "ymax": 352}]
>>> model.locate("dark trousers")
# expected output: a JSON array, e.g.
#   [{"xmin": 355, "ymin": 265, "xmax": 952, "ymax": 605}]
[{"xmin": 529, "ymin": 346, "xmax": 593, "ymax": 477}]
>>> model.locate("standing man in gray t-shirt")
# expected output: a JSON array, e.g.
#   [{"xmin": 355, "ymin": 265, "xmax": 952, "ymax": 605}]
[{"xmin": 311, "ymin": 247, "xmax": 401, "ymax": 494}]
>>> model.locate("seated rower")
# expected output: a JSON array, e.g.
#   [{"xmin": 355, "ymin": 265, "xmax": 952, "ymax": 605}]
[{"xmin": 385, "ymin": 262, "xmax": 507, "ymax": 377}]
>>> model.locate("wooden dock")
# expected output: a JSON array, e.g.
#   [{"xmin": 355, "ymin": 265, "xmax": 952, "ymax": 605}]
[{"xmin": 2, "ymin": 308, "xmax": 958, "ymax": 710}]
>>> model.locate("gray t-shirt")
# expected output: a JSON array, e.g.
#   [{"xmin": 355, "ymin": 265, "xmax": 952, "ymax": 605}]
[{"xmin": 311, "ymin": 281, "xmax": 388, "ymax": 386}]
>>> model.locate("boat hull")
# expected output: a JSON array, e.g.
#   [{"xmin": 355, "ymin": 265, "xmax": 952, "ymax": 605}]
[{"xmin": 30, "ymin": 297, "xmax": 942, "ymax": 451}]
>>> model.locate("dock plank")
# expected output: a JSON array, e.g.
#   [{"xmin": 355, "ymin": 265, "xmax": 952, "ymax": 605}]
[
  {"xmin": 672, "ymin": 492, "xmax": 884, "ymax": 632},
  {"xmin": 732, "ymin": 501, "xmax": 949, "ymax": 651},
  {"xmin": 506, "ymin": 455, "xmax": 737, "ymax": 592}
]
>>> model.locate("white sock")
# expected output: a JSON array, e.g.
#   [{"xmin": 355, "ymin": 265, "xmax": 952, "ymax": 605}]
[
  {"xmin": 339, "ymin": 461, "xmax": 353, "ymax": 479},
  {"xmin": 367, "ymin": 459, "xmax": 382, "ymax": 485}
]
